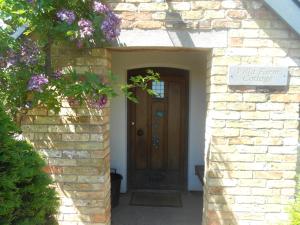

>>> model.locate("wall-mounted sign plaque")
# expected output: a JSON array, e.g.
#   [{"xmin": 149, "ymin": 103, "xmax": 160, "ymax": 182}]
[{"xmin": 228, "ymin": 66, "xmax": 288, "ymax": 86}]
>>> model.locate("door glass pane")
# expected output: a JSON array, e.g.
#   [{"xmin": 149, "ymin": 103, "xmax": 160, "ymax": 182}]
[{"xmin": 152, "ymin": 81, "xmax": 165, "ymax": 98}]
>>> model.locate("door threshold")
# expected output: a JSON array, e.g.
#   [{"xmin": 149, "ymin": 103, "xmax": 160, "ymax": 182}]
[{"xmin": 129, "ymin": 189, "xmax": 182, "ymax": 193}]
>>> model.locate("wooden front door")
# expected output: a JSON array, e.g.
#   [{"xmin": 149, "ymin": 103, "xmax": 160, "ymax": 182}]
[{"xmin": 128, "ymin": 67, "xmax": 189, "ymax": 190}]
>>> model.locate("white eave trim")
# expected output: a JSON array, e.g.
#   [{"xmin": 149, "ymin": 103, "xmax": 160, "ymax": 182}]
[{"xmin": 264, "ymin": 0, "xmax": 300, "ymax": 36}]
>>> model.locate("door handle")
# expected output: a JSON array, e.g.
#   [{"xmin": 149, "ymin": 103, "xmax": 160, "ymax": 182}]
[{"xmin": 137, "ymin": 129, "xmax": 144, "ymax": 136}]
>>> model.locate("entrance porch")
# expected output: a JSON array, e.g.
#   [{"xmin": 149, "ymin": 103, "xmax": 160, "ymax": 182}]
[{"xmin": 112, "ymin": 192, "xmax": 203, "ymax": 225}]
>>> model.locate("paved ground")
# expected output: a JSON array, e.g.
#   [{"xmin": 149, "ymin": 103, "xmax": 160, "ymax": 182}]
[{"xmin": 112, "ymin": 191, "xmax": 203, "ymax": 225}]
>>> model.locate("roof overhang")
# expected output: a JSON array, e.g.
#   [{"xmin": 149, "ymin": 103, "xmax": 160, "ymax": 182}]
[{"xmin": 263, "ymin": 0, "xmax": 300, "ymax": 36}]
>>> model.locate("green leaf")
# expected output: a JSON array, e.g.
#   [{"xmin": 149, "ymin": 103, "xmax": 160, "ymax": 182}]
[{"xmin": 11, "ymin": 9, "xmax": 26, "ymax": 15}]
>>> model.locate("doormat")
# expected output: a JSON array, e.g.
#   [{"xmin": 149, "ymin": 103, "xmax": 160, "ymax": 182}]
[{"xmin": 130, "ymin": 191, "xmax": 182, "ymax": 208}]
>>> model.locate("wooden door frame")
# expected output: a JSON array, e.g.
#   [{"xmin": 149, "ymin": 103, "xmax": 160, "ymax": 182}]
[{"xmin": 127, "ymin": 67, "xmax": 189, "ymax": 191}]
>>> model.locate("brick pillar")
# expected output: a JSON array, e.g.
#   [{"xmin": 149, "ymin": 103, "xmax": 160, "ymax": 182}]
[
  {"xmin": 21, "ymin": 48, "xmax": 111, "ymax": 225},
  {"xmin": 203, "ymin": 49, "xmax": 300, "ymax": 225}
]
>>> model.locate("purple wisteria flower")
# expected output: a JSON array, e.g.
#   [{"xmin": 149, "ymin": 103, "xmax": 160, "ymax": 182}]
[
  {"xmin": 93, "ymin": 1, "xmax": 110, "ymax": 14},
  {"xmin": 78, "ymin": 19, "xmax": 94, "ymax": 39},
  {"xmin": 27, "ymin": 74, "xmax": 49, "ymax": 92},
  {"xmin": 88, "ymin": 95, "xmax": 108, "ymax": 108},
  {"xmin": 3, "ymin": 40, "xmax": 39, "ymax": 68},
  {"xmin": 95, "ymin": 95, "xmax": 108, "ymax": 108},
  {"xmin": 53, "ymin": 70, "xmax": 63, "ymax": 79},
  {"xmin": 19, "ymin": 39, "xmax": 40, "ymax": 65},
  {"xmin": 5, "ymin": 40, "xmax": 39, "ymax": 67},
  {"xmin": 6, "ymin": 50, "xmax": 19, "ymax": 67},
  {"xmin": 57, "ymin": 9, "xmax": 76, "ymax": 25},
  {"xmin": 101, "ymin": 12, "xmax": 121, "ymax": 41},
  {"xmin": 27, "ymin": 0, "xmax": 35, "ymax": 3}
]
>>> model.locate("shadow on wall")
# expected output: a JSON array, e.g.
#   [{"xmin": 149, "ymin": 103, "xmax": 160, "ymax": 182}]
[
  {"xmin": 164, "ymin": 5, "xmax": 195, "ymax": 48},
  {"xmin": 22, "ymin": 100, "xmax": 111, "ymax": 225},
  {"xmin": 294, "ymin": 103, "xmax": 300, "ymax": 223},
  {"xmin": 115, "ymin": 2, "xmax": 228, "ymax": 49},
  {"xmin": 204, "ymin": 141, "xmax": 238, "ymax": 225}
]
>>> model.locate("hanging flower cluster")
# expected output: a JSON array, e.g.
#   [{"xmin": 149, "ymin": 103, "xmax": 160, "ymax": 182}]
[
  {"xmin": 93, "ymin": 1, "xmax": 110, "ymax": 14},
  {"xmin": 55, "ymin": 0, "xmax": 121, "ymax": 47},
  {"xmin": 78, "ymin": 19, "xmax": 94, "ymax": 39},
  {"xmin": 57, "ymin": 9, "xmax": 76, "ymax": 25},
  {"xmin": 19, "ymin": 39, "xmax": 40, "ymax": 65},
  {"xmin": 101, "ymin": 12, "xmax": 121, "ymax": 41},
  {"xmin": 92, "ymin": 1, "xmax": 121, "ymax": 40},
  {"xmin": 27, "ymin": 74, "xmax": 49, "ymax": 92},
  {"xmin": 53, "ymin": 70, "xmax": 63, "ymax": 79},
  {"xmin": 88, "ymin": 95, "xmax": 108, "ymax": 109},
  {"xmin": 1, "ymin": 39, "xmax": 40, "ymax": 68},
  {"xmin": 95, "ymin": 95, "xmax": 108, "ymax": 108}
]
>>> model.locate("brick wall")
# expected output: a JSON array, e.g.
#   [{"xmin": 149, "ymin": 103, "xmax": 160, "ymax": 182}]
[
  {"xmin": 205, "ymin": 54, "xmax": 299, "ymax": 225},
  {"xmin": 22, "ymin": 48, "xmax": 111, "ymax": 225},
  {"xmin": 108, "ymin": 0, "xmax": 300, "ymax": 224}
]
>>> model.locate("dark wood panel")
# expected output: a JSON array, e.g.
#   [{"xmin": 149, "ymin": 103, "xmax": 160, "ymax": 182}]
[
  {"xmin": 167, "ymin": 82, "xmax": 181, "ymax": 170},
  {"xmin": 135, "ymin": 88, "xmax": 148, "ymax": 170},
  {"xmin": 151, "ymin": 100, "xmax": 166, "ymax": 170}
]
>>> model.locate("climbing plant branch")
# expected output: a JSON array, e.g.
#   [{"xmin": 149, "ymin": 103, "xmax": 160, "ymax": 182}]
[{"xmin": 0, "ymin": 0, "xmax": 159, "ymax": 120}]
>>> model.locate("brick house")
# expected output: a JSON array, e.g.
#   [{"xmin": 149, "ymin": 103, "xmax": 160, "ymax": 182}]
[{"xmin": 22, "ymin": 0, "xmax": 300, "ymax": 224}]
